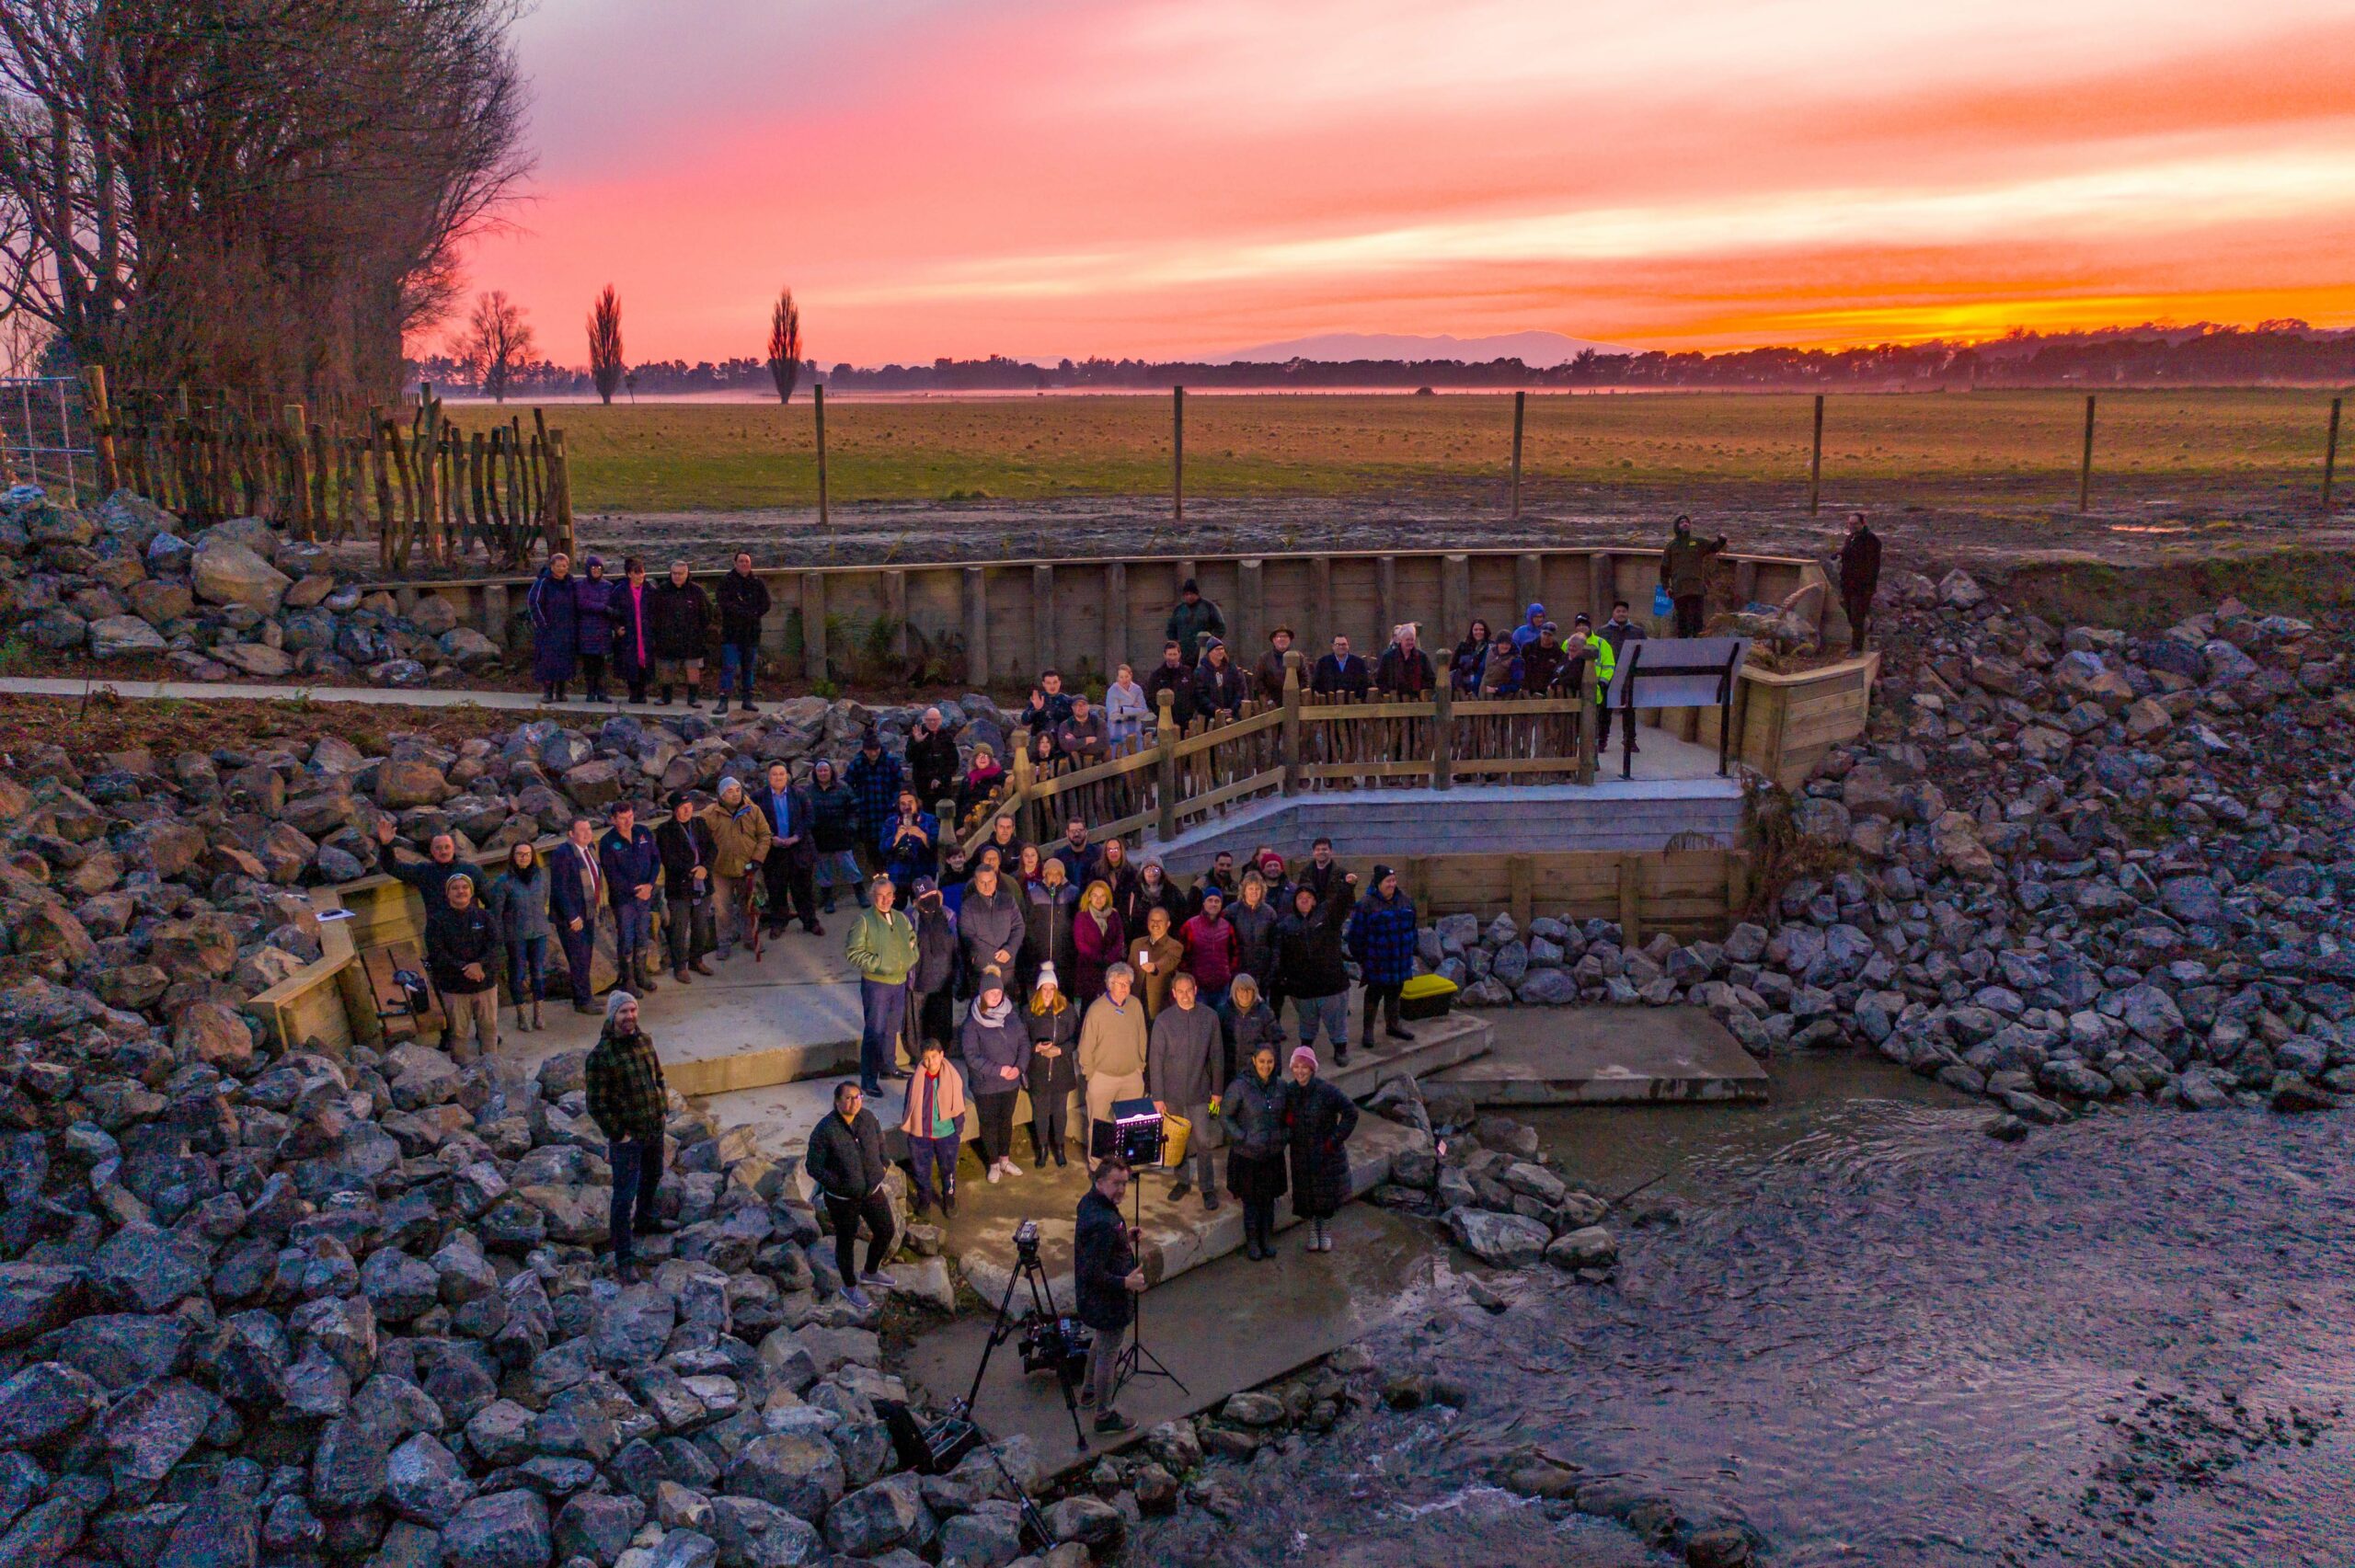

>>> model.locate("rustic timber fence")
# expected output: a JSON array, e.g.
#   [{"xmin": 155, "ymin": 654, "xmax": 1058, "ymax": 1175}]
[
  {"xmin": 76, "ymin": 368, "xmax": 576, "ymax": 570},
  {"xmin": 957, "ymin": 660, "xmax": 1605, "ymax": 858}
]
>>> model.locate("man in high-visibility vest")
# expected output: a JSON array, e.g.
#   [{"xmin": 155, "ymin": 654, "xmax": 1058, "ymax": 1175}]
[{"xmin": 1572, "ymin": 612, "xmax": 1618, "ymax": 757}]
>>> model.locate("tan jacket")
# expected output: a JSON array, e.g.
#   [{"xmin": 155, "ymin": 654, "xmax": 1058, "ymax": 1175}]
[
  {"xmin": 1078, "ymin": 993, "xmax": 1150, "ymax": 1083},
  {"xmin": 1126, "ymin": 934, "xmax": 1186, "ymax": 1016},
  {"xmin": 702, "ymin": 798, "xmax": 774, "ymax": 877}
]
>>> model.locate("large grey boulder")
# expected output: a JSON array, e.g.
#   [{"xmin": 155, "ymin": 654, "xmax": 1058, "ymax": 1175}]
[
  {"xmin": 385, "ymin": 1432, "xmax": 474, "ymax": 1526},
  {"xmin": 442, "ymin": 1489, "xmax": 552, "ymax": 1568},
  {"xmin": 0, "ymin": 1361, "xmax": 106, "ymax": 1448},
  {"xmin": 821, "ymin": 1473, "xmax": 930, "ymax": 1557},
  {"xmin": 190, "ymin": 536, "xmax": 291, "ymax": 613},
  {"xmin": 727, "ymin": 1432, "xmax": 846, "ymax": 1522},
  {"xmin": 89, "ymin": 614, "xmax": 168, "ymax": 658},
  {"xmin": 706, "ymin": 1494, "xmax": 823, "ymax": 1568},
  {"xmin": 1443, "ymin": 1207, "xmax": 1551, "ymax": 1268}
]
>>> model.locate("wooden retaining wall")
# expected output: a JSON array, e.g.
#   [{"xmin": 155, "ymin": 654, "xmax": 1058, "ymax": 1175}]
[
  {"xmin": 1658, "ymin": 652, "xmax": 1878, "ymax": 790},
  {"xmin": 377, "ymin": 544, "xmax": 1828, "ymax": 686},
  {"xmin": 1397, "ymin": 848, "xmax": 1750, "ymax": 944}
]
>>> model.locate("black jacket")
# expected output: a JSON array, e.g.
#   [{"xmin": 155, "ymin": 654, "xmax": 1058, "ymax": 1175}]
[
  {"xmin": 805, "ymin": 1107, "xmax": 889, "ymax": 1202},
  {"xmin": 716, "ymin": 570, "xmax": 772, "ymax": 643},
  {"xmin": 1311, "ymin": 653, "xmax": 1372, "ymax": 698},
  {"xmin": 1840, "ymin": 527, "xmax": 1883, "ymax": 601},
  {"xmin": 1193, "ymin": 658, "xmax": 1248, "ymax": 717},
  {"xmin": 750, "ymin": 783, "xmax": 819, "ymax": 868},
  {"xmin": 424, "ymin": 899, "xmax": 503, "ymax": 994},
  {"xmin": 1221, "ymin": 1066, "xmax": 1290, "ymax": 1163},
  {"xmin": 654, "ymin": 814, "xmax": 718, "ymax": 901},
  {"xmin": 1074, "ymin": 1186, "xmax": 1135, "ymax": 1331},
  {"xmin": 808, "ymin": 781, "xmax": 858, "ymax": 854},
  {"xmin": 1121, "ymin": 874, "xmax": 1189, "ymax": 938},
  {"xmin": 1228, "ymin": 898, "xmax": 1281, "ymax": 990},
  {"xmin": 1276, "ymin": 881, "xmax": 1354, "ymax": 999},
  {"xmin": 378, "ymin": 842, "xmax": 486, "ymax": 923},
  {"xmin": 1025, "ymin": 1002, "xmax": 1079, "ymax": 1094},
  {"xmin": 1286, "ymin": 1075, "xmax": 1360, "ymax": 1219},
  {"xmin": 906, "ymin": 728, "xmax": 960, "ymax": 809},
  {"xmin": 647, "ymin": 578, "xmax": 711, "ymax": 660},
  {"xmin": 912, "ymin": 899, "xmax": 959, "ymax": 995},
  {"xmin": 1141, "ymin": 663, "xmax": 1196, "ymax": 727},
  {"xmin": 1376, "ymin": 646, "xmax": 1435, "ymax": 696}
]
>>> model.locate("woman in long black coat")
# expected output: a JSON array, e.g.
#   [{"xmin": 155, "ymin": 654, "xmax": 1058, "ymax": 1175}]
[
  {"xmin": 1023, "ymin": 969, "xmax": 1080, "ymax": 1168},
  {"xmin": 1284, "ymin": 1046, "xmax": 1358, "ymax": 1254},
  {"xmin": 1220, "ymin": 1041, "xmax": 1290, "ymax": 1262},
  {"xmin": 526, "ymin": 555, "xmax": 580, "ymax": 702}
]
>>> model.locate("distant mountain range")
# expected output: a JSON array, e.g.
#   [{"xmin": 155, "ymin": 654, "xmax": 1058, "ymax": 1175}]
[{"xmin": 1207, "ymin": 330, "xmax": 1637, "ymax": 367}]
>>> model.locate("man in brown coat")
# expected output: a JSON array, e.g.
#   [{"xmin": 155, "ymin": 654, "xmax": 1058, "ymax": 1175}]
[
  {"xmin": 1659, "ymin": 514, "xmax": 1728, "ymax": 637},
  {"xmin": 701, "ymin": 775, "xmax": 774, "ymax": 958}
]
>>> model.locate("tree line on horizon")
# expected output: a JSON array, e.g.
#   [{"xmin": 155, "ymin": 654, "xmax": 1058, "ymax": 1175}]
[{"xmin": 406, "ymin": 319, "xmax": 2355, "ymax": 400}]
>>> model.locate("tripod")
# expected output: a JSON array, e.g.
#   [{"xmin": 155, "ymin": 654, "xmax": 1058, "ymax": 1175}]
[
  {"xmin": 963, "ymin": 1244, "xmax": 1090, "ymax": 1453},
  {"xmin": 1113, "ymin": 1172, "xmax": 1188, "ymax": 1399}
]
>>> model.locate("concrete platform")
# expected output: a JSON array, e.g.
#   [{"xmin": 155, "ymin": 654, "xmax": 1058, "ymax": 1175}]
[
  {"xmin": 941, "ymin": 1112, "xmax": 1424, "ymax": 1314},
  {"xmin": 503, "ymin": 933, "xmax": 861, "ymax": 1097},
  {"xmin": 1324, "ymin": 1007, "xmax": 1490, "ymax": 1099},
  {"xmin": 1432, "ymin": 1005, "xmax": 1769, "ymax": 1104},
  {"xmin": 899, "ymin": 1203, "xmax": 1440, "ymax": 1476}
]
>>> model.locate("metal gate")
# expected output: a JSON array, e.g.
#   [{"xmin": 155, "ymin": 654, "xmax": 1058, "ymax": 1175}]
[{"xmin": 0, "ymin": 375, "xmax": 94, "ymax": 501}]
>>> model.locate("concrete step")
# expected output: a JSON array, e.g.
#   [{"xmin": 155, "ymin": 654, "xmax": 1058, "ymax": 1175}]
[
  {"xmin": 1433, "ymin": 1005, "xmax": 1768, "ymax": 1104},
  {"xmin": 1326, "ymin": 1011, "xmax": 1490, "ymax": 1099}
]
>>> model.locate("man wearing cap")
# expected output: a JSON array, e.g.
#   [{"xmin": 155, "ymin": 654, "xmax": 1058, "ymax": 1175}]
[
  {"xmin": 1165, "ymin": 578, "xmax": 1225, "ymax": 667},
  {"xmin": 1510, "ymin": 601, "xmax": 1548, "ymax": 652},
  {"xmin": 655, "ymin": 790, "xmax": 718, "ymax": 984},
  {"xmin": 701, "ymin": 774, "xmax": 773, "ymax": 959},
  {"xmin": 1599, "ymin": 600, "xmax": 1646, "ymax": 754},
  {"xmin": 585, "ymin": 990, "xmax": 670, "ymax": 1281},
  {"xmin": 1254, "ymin": 626, "xmax": 1298, "ymax": 704},
  {"xmin": 1660, "ymin": 514, "xmax": 1729, "ymax": 637},
  {"xmin": 1346, "ymin": 864, "xmax": 1419, "ymax": 1051},
  {"xmin": 908, "ymin": 876, "xmax": 960, "ymax": 1051},
  {"xmin": 845, "ymin": 728, "xmax": 903, "ymax": 882},
  {"xmin": 1516, "ymin": 620, "xmax": 1567, "ymax": 694},
  {"xmin": 599, "ymin": 800, "xmax": 663, "ymax": 995},
  {"xmin": 751, "ymin": 760, "xmax": 822, "ymax": 938},
  {"xmin": 425, "ymin": 872, "xmax": 503, "ymax": 1064},
  {"xmin": 846, "ymin": 875, "xmax": 920, "ymax": 1093},
  {"xmin": 1573, "ymin": 612, "xmax": 1617, "ymax": 745},
  {"xmin": 1192, "ymin": 637, "xmax": 1247, "ymax": 718},
  {"xmin": 1054, "ymin": 692, "xmax": 1109, "ymax": 765}
]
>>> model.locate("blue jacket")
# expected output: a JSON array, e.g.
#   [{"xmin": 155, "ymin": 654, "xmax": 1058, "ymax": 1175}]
[
  {"xmin": 598, "ymin": 825, "xmax": 661, "ymax": 909},
  {"xmin": 960, "ymin": 1000, "xmax": 1033, "ymax": 1087},
  {"xmin": 575, "ymin": 573, "xmax": 617, "ymax": 654},
  {"xmin": 526, "ymin": 568, "xmax": 580, "ymax": 683},
  {"xmin": 1346, "ymin": 888, "xmax": 1419, "ymax": 986},
  {"xmin": 880, "ymin": 810, "xmax": 939, "ymax": 884},
  {"xmin": 846, "ymin": 750, "xmax": 904, "ymax": 841}
]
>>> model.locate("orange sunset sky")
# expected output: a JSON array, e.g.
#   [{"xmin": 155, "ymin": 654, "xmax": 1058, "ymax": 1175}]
[{"xmin": 457, "ymin": 0, "xmax": 2355, "ymax": 365}]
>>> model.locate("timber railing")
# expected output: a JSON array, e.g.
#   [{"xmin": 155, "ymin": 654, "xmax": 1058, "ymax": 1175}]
[
  {"xmin": 76, "ymin": 367, "xmax": 575, "ymax": 570},
  {"xmin": 955, "ymin": 653, "xmax": 1603, "ymax": 858}
]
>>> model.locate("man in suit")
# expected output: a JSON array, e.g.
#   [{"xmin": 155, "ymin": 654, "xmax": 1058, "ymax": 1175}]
[
  {"xmin": 1311, "ymin": 633, "xmax": 1372, "ymax": 698},
  {"xmin": 750, "ymin": 761, "xmax": 823, "ymax": 937},
  {"xmin": 548, "ymin": 817, "xmax": 608, "ymax": 1013}
]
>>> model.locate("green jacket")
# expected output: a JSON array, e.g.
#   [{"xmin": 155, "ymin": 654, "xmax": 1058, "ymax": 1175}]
[
  {"xmin": 1659, "ymin": 532, "xmax": 1726, "ymax": 596},
  {"xmin": 1582, "ymin": 633, "xmax": 1615, "ymax": 700},
  {"xmin": 845, "ymin": 906, "xmax": 920, "ymax": 985}
]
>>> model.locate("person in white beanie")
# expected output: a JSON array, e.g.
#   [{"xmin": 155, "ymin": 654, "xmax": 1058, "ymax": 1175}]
[
  {"xmin": 1024, "ymin": 963, "xmax": 1078, "ymax": 1167},
  {"xmin": 960, "ymin": 965, "xmax": 1031, "ymax": 1182}
]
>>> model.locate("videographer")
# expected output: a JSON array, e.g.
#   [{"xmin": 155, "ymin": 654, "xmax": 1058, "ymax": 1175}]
[{"xmin": 1075, "ymin": 1154, "xmax": 1146, "ymax": 1434}]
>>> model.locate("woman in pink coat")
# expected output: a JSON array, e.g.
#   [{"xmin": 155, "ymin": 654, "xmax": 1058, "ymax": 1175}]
[{"xmin": 1071, "ymin": 878, "xmax": 1127, "ymax": 1005}]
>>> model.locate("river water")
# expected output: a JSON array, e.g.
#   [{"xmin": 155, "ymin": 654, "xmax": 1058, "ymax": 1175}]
[{"xmin": 1130, "ymin": 1058, "xmax": 2355, "ymax": 1566}]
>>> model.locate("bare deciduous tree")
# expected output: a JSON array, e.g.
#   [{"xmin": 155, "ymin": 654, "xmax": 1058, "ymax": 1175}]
[
  {"xmin": 767, "ymin": 288, "xmax": 802, "ymax": 404},
  {"xmin": 587, "ymin": 285, "xmax": 624, "ymax": 406},
  {"xmin": 455, "ymin": 290, "xmax": 534, "ymax": 402},
  {"xmin": 0, "ymin": 0, "xmax": 531, "ymax": 404}
]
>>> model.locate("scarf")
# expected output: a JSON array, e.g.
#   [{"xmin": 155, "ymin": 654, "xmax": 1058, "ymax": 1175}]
[{"xmin": 971, "ymin": 992, "xmax": 1014, "ymax": 1028}]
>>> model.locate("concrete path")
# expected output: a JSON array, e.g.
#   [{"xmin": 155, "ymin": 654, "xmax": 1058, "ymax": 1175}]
[
  {"xmin": 897, "ymin": 1203, "xmax": 1442, "ymax": 1477},
  {"xmin": 504, "ymin": 933, "xmax": 862, "ymax": 1096},
  {"xmin": 1434, "ymin": 1005, "xmax": 1769, "ymax": 1104}
]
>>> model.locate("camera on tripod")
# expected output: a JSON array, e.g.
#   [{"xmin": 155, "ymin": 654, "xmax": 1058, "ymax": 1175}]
[{"xmin": 1018, "ymin": 1313, "xmax": 1092, "ymax": 1379}]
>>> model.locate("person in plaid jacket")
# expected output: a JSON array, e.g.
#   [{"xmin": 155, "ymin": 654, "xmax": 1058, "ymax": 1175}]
[
  {"xmin": 1345, "ymin": 863, "xmax": 1419, "ymax": 1052},
  {"xmin": 844, "ymin": 728, "xmax": 904, "ymax": 877},
  {"xmin": 586, "ymin": 990, "xmax": 671, "ymax": 1279}
]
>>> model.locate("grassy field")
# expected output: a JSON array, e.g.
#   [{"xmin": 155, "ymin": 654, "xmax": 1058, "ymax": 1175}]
[{"xmin": 440, "ymin": 389, "xmax": 2347, "ymax": 515}]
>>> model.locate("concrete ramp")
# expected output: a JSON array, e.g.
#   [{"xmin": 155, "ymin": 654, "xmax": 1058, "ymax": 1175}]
[{"xmin": 1433, "ymin": 1005, "xmax": 1768, "ymax": 1104}]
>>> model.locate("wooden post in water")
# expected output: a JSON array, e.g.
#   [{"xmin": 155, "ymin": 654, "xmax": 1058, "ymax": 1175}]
[
  {"xmin": 2324, "ymin": 397, "xmax": 2342, "ymax": 514},
  {"xmin": 1171, "ymin": 385, "xmax": 1185, "ymax": 525},
  {"xmin": 1808, "ymin": 393, "xmax": 1824, "ymax": 516},
  {"xmin": 82, "ymin": 366, "xmax": 118, "ymax": 493},
  {"xmin": 2078, "ymin": 394, "xmax": 2097, "ymax": 513},
  {"xmin": 1510, "ymin": 389, "xmax": 1525, "ymax": 519},
  {"xmin": 813, "ymin": 383, "xmax": 830, "ymax": 531}
]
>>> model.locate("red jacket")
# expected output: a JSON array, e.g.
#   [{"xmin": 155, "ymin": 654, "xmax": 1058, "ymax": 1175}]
[
  {"xmin": 1073, "ymin": 907, "xmax": 1127, "ymax": 1003},
  {"xmin": 1178, "ymin": 913, "xmax": 1240, "ymax": 993}
]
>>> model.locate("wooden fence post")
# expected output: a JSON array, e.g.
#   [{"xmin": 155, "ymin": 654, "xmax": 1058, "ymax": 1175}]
[
  {"xmin": 1579, "ymin": 692, "xmax": 1599, "ymax": 786},
  {"xmin": 1808, "ymin": 393, "xmax": 1824, "ymax": 516},
  {"xmin": 814, "ymin": 383, "xmax": 830, "ymax": 532},
  {"xmin": 546, "ymin": 429, "xmax": 575, "ymax": 556},
  {"xmin": 2078, "ymin": 394, "xmax": 2096, "ymax": 513},
  {"xmin": 1617, "ymin": 853, "xmax": 1643, "ymax": 950},
  {"xmin": 418, "ymin": 386, "xmax": 442, "ymax": 564},
  {"xmin": 1007, "ymin": 735, "xmax": 1033, "ymax": 845},
  {"xmin": 1281, "ymin": 650, "xmax": 1304, "ymax": 797},
  {"xmin": 1171, "ymin": 385, "xmax": 1184, "ymax": 526},
  {"xmin": 82, "ymin": 366, "xmax": 119, "ymax": 494},
  {"xmin": 2324, "ymin": 396, "xmax": 2341, "ymax": 514},
  {"xmin": 1509, "ymin": 389, "xmax": 1526, "ymax": 519},
  {"xmin": 1509, "ymin": 855, "xmax": 1534, "ymax": 931},
  {"xmin": 282, "ymin": 404, "xmax": 312, "ymax": 542},
  {"xmin": 1155, "ymin": 691, "xmax": 1179, "ymax": 843},
  {"xmin": 1431, "ymin": 681, "xmax": 1453, "ymax": 790}
]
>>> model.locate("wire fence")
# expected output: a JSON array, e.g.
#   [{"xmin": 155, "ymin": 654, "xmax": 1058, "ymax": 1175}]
[{"xmin": 0, "ymin": 376, "xmax": 95, "ymax": 502}]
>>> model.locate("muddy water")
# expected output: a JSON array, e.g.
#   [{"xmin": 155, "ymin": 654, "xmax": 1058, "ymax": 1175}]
[{"xmin": 1131, "ymin": 1057, "xmax": 2355, "ymax": 1566}]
